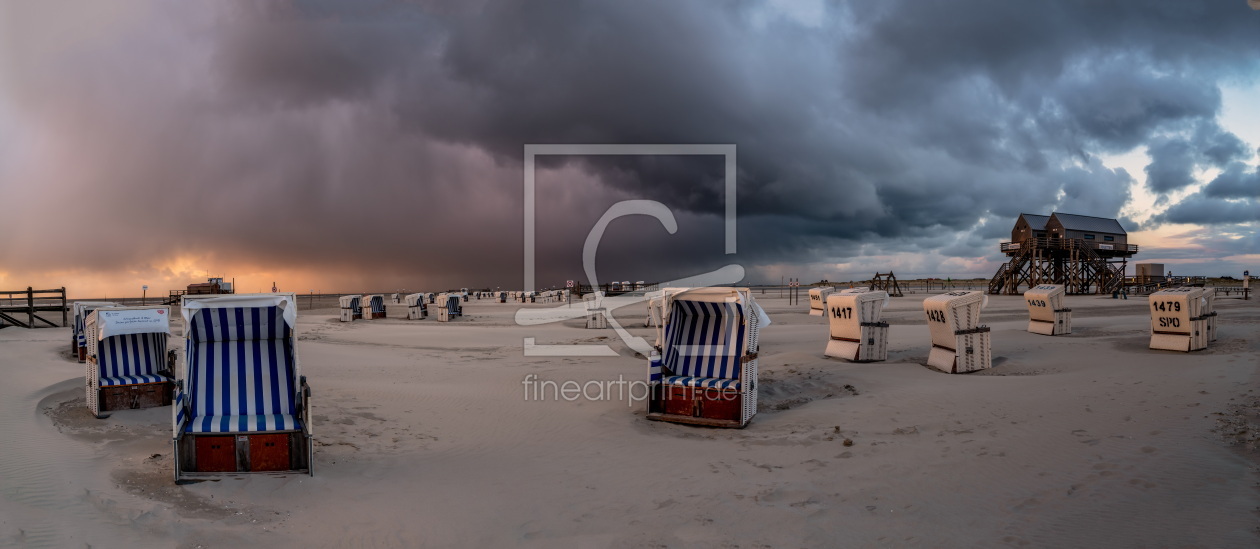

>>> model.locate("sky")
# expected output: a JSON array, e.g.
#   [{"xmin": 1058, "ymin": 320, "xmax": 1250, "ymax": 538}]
[{"xmin": 0, "ymin": 0, "xmax": 1258, "ymax": 298}]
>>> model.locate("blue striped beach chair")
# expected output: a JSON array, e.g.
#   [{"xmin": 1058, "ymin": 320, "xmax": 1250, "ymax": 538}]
[
  {"xmin": 437, "ymin": 293, "xmax": 462, "ymax": 322},
  {"xmin": 365, "ymin": 294, "xmax": 387, "ymax": 319},
  {"xmin": 84, "ymin": 306, "xmax": 172, "ymax": 418},
  {"xmin": 339, "ymin": 295, "xmax": 362, "ymax": 322},
  {"xmin": 173, "ymin": 294, "xmax": 313, "ymax": 480},
  {"xmin": 405, "ymin": 293, "xmax": 428, "ymax": 319},
  {"xmin": 73, "ymin": 301, "xmax": 120, "ymax": 362},
  {"xmin": 647, "ymin": 288, "xmax": 767, "ymax": 428}
]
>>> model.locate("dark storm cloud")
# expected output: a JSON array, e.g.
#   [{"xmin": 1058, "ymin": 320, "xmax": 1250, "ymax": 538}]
[
  {"xmin": 1144, "ymin": 138, "xmax": 1198, "ymax": 194},
  {"xmin": 1156, "ymin": 195, "xmax": 1260, "ymax": 225},
  {"xmin": 1203, "ymin": 162, "xmax": 1260, "ymax": 199},
  {"xmin": 1151, "ymin": 151, "xmax": 1260, "ymax": 226},
  {"xmin": 1144, "ymin": 121, "xmax": 1250, "ymax": 194},
  {"xmin": 1, "ymin": 0, "xmax": 1258, "ymax": 289}
]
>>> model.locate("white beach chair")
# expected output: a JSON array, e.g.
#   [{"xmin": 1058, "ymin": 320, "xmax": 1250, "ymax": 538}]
[
  {"xmin": 404, "ymin": 293, "xmax": 428, "ymax": 320},
  {"xmin": 645, "ymin": 291, "xmax": 664, "ymax": 328},
  {"xmin": 1024, "ymin": 284, "xmax": 1071, "ymax": 335},
  {"xmin": 1149, "ymin": 287, "xmax": 1208, "ymax": 351},
  {"xmin": 172, "ymin": 294, "xmax": 313, "ymax": 480},
  {"xmin": 84, "ymin": 306, "xmax": 172, "ymax": 418},
  {"xmin": 808, "ymin": 287, "xmax": 835, "ymax": 316},
  {"xmin": 923, "ymin": 291, "xmax": 991, "ymax": 373},
  {"xmin": 339, "ymin": 295, "xmax": 362, "ymax": 322},
  {"xmin": 364, "ymin": 295, "xmax": 386, "ymax": 319},
  {"xmin": 436, "ymin": 293, "xmax": 463, "ymax": 322},
  {"xmin": 824, "ymin": 288, "xmax": 889, "ymax": 362},
  {"xmin": 647, "ymin": 288, "xmax": 768, "ymax": 428},
  {"xmin": 584, "ymin": 294, "xmax": 608, "ymax": 329}
]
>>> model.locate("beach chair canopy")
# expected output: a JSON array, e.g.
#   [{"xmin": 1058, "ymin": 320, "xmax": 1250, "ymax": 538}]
[
  {"xmin": 1149, "ymin": 287, "xmax": 1205, "ymax": 334},
  {"xmin": 808, "ymin": 287, "xmax": 835, "ymax": 310},
  {"xmin": 179, "ymin": 294, "xmax": 301, "ymax": 434},
  {"xmin": 74, "ymin": 301, "xmax": 121, "ymax": 347},
  {"xmin": 656, "ymin": 288, "xmax": 769, "ymax": 390},
  {"xmin": 835, "ymin": 287, "xmax": 891, "ymax": 310},
  {"xmin": 923, "ymin": 291, "xmax": 987, "ymax": 349},
  {"xmin": 827, "ymin": 289, "xmax": 889, "ymax": 340},
  {"xmin": 339, "ymin": 295, "xmax": 362, "ymax": 313},
  {"xmin": 89, "ymin": 307, "xmax": 170, "ymax": 386},
  {"xmin": 404, "ymin": 293, "xmax": 425, "ymax": 307},
  {"xmin": 1024, "ymin": 284, "xmax": 1067, "ymax": 323},
  {"xmin": 837, "ymin": 287, "xmax": 883, "ymax": 296},
  {"xmin": 443, "ymin": 294, "xmax": 462, "ymax": 313}
]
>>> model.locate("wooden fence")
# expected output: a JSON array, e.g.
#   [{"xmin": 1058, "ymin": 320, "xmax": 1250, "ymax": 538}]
[{"xmin": 0, "ymin": 287, "xmax": 68, "ymax": 328}]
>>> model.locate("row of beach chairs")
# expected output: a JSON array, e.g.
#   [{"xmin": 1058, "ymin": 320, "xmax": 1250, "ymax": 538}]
[
  {"xmin": 342, "ymin": 289, "xmax": 572, "ymax": 324},
  {"xmin": 641, "ymin": 283, "xmax": 1223, "ymax": 429},
  {"xmin": 71, "ymin": 283, "xmax": 1221, "ymax": 480},
  {"xmin": 341, "ymin": 292, "xmax": 463, "ymax": 322},
  {"xmin": 73, "ymin": 294, "xmax": 313, "ymax": 481}
]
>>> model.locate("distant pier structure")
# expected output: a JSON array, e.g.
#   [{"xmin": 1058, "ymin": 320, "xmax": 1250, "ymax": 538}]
[{"xmin": 989, "ymin": 213, "xmax": 1137, "ymax": 295}]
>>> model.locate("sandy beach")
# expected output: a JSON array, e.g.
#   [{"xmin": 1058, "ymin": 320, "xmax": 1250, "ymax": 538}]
[{"xmin": 1, "ymin": 292, "xmax": 1257, "ymax": 547}]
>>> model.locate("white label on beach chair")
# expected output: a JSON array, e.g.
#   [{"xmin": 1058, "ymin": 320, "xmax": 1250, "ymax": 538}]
[{"xmin": 96, "ymin": 308, "xmax": 170, "ymax": 339}]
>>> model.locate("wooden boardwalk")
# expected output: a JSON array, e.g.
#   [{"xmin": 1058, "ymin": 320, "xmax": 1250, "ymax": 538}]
[{"xmin": 0, "ymin": 287, "xmax": 68, "ymax": 328}]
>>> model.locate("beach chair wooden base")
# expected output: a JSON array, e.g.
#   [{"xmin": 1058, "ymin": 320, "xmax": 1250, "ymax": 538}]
[
  {"xmin": 1150, "ymin": 318, "xmax": 1208, "ymax": 352},
  {"xmin": 177, "ymin": 431, "xmax": 312, "ymax": 477},
  {"xmin": 824, "ymin": 324, "xmax": 888, "ymax": 362},
  {"xmin": 647, "ymin": 385, "xmax": 747, "ymax": 428},
  {"xmin": 77, "ymin": 346, "xmax": 86, "ymax": 362},
  {"xmin": 926, "ymin": 328, "xmax": 991, "ymax": 373},
  {"xmin": 1150, "ymin": 333, "xmax": 1194, "ymax": 351},
  {"xmin": 371, "ymin": 312, "xmax": 387, "ymax": 319},
  {"xmin": 1028, "ymin": 310, "xmax": 1072, "ymax": 335},
  {"xmin": 98, "ymin": 381, "xmax": 172, "ymax": 413}
]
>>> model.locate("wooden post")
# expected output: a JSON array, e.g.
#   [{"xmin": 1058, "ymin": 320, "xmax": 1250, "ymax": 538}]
[
  {"xmin": 60, "ymin": 287, "xmax": 67, "ymax": 327},
  {"xmin": 27, "ymin": 286, "xmax": 34, "ymax": 329}
]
